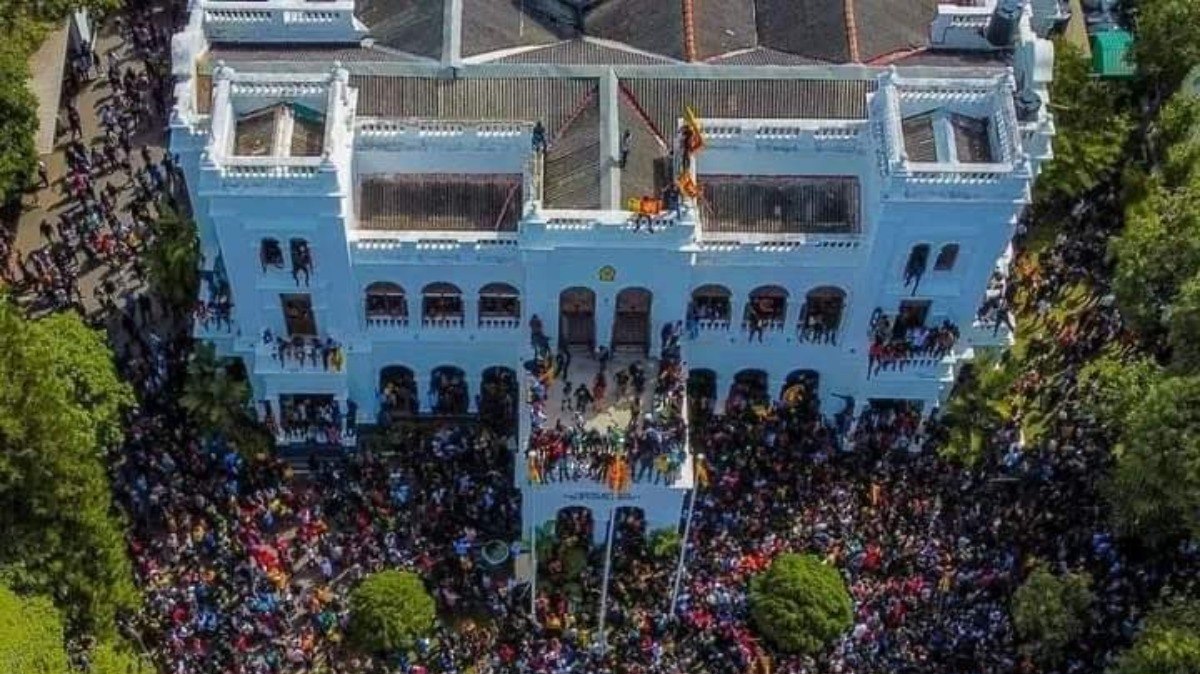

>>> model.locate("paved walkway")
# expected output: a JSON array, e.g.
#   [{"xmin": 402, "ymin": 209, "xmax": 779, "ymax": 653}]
[{"xmin": 8, "ymin": 7, "xmax": 174, "ymax": 317}]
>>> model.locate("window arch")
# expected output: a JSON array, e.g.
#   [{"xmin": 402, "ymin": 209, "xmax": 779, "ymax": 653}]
[
  {"xmin": 379, "ymin": 365, "xmax": 418, "ymax": 419},
  {"xmin": 690, "ymin": 285, "xmax": 732, "ymax": 325},
  {"xmin": 800, "ymin": 286, "xmax": 846, "ymax": 344},
  {"xmin": 744, "ymin": 285, "xmax": 788, "ymax": 331},
  {"xmin": 423, "ymin": 283, "xmax": 464, "ymax": 326},
  {"xmin": 479, "ymin": 283, "xmax": 521, "ymax": 327},
  {"xmin": 430, "ymin": 365, "xmax": 468, "ymax": 415},
  {"xmin": 365, "ymin": 282, "xmax": 408, "ymax": 326},
  {"xmin": 934, "ymin": 243, "xmax": 960, "ymax": 271}
]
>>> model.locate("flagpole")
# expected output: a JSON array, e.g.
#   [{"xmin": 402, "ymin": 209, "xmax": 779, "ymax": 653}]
[
  {"xmin": 597, "ymin": 506, "xmax": 617, "ymax": 652},
  {"xmin": 669, "ymin": 453, "xmax": 702, "ymax": 616}
]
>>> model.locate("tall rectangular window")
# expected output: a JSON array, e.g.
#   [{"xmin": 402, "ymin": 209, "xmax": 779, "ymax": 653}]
[{"xmin": 282, "ymin": 294, "xmax": 317, "ymax": 336}]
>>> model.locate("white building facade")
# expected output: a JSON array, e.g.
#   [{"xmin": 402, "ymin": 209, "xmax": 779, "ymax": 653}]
[{"xmin": 171, "ymin": 0, "xmax": 1057, "ymax": 535}]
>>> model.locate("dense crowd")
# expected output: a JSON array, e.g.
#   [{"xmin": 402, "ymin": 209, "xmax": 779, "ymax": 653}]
[{"xmin": 8, "ymin": 4, "xmax": 1196, "ymax": 674}]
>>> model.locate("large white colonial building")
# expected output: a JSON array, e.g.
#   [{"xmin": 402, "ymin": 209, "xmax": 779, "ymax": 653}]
[{"xmin": 171, "ymin": 0, "xmax": 1057, "ymax": 534}]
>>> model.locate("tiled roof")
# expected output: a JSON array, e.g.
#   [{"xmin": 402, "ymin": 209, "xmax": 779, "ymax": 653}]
[
  {"xmin": 358, "ymin": 174, "xmax": 523, "ymax": 231},
  {"xmin": 352, "ymin": 0, "xmax": 940, "ymax": 64},
  {"xmin": 619, "ymin": 78, "xmax": 874, "ymax": 140},
  {"xmin": 460, "ymin": 0, "xmax": 566, "ymax": 58},
  {"xmin": 356, "ymin": 0, "xmax": 445, "ymax": 60},
  {"xmin": 704, "ymin": 47, "xmax": 829, "ymax": 67},
  {"xmin": 492, "ymin": 39, "xmax": 675, "ymax": 65},
  {"xmin": 699, "ymin": 175, "xmax": 861, "ymax": 235},
  {"xmin": 349, "ymin": 75, "xmax": 597, "ymax": 138},
  {"xmin": 543, "ymin": 90, "xmax": 602, "ymax": 209}
]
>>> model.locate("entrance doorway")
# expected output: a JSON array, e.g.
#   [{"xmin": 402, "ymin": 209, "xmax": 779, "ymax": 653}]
[
  {"xmin": 612, "ymin": 287, "xmax": 652, "ymax": 355},
  {"xmin": 559, "ymin": 287, "xmax": 596, "ymax": 351}
]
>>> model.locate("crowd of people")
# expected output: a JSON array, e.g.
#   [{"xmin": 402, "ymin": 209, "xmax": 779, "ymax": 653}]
[
  {"xmin": 524, "ymin": 328, "xmax": 688, "ymax": 489},
  {"xmin": 5, "ymin": 3, "xmax": 1193, "ymax": 674},
  {"xmin": 867, "ymin": 310, "xmax": 960, "ymax": 377}
]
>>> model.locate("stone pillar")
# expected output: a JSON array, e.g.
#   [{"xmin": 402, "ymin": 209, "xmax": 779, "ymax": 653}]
[
  {"xmin": 465, "ymin": 374, "xmax": 480, "ymax": 413},
  {"xmin": 414, "ymin": 373, "xmax": 428, "ymax": 413}
]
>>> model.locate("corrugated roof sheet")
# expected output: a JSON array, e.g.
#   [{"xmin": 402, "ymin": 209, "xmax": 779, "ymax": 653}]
[
  {"xmin": 492, "ymin": 39, "xmax": 675, "ymax": 65},
  {"xmin": 700, "ymin": 175, "xmax": 861, "ymax": 235},
  {"xmin": 618, "ymin": 91, "xmax": 669, "ymax": 204},
  {"xmin": 350, "ymin": 75, "xmax": 597, "ymax": 138},
  {"xmin": 902, "ymin": 113, "xmax": 937, "ymax": 162},
  {"xmin": 950, "ymin": 114, "xmax": 994, "ymax": 163},
  {"xmin": 356, "ymin": 0, "xmax": 445, "ymax": 60},
  {"xmin": 620, "ymin": 78, "xmax": 873, "ymax": 140},
  {"xmin": 543, "ymin": 90, "xmax": 602, "ymax": 208},
  {"xmin": 358, "ymin": 174, "xmax": 523, "ymax": 231}
]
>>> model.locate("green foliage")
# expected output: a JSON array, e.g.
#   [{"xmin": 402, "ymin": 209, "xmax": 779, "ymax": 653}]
[
  {"xmin": 89, "ymin": 638, "xmax": 152, "ymax": 674},
  {"xmin": 1076, "ymin": 352, "xmax": 1160, "ymax": 432},
  {"xmin": 1154, "ymin": 93, "xmax": 1200, "ymax": 189},
  {"xmin": 939, "ymin": 353, "xmax": 1018, "ymax": 464},
  {"xmin": 0, "ymin": 585, "xmax": 69, "ymax": 674},
  {"xmin": 181, "ymin": 343, "xmax": 251, "ymax": 439},
  {"xmin": 1035, "ymin": 41, "xmax": 1134, "ymax": 202},
  {"xmin": 0, "ymin": 41, "xmax": 38, "ymax": 204},
  {"xmin": 0, "ymin": 301, "xmax": 137, "ymax": 635},
  {"xmin": 1167, "ymin": 275, "xmax": 1200, "ymax": 374},
  {"xmin": 1011, "ymin": 564, "xmax": 1093, "ymax": 665},
  {"xmin": 0, "ymin": 0, "xmax": 121, "ymax": 32},
  {"xmin": 1111, "ymin": 180, "xmax": 1200, "ymax": 332},
  {"xmin": 1105, "ymin": 376, "xmax": 1200, "ymax": 546},
  {"xmin": 648, "ymin": 527, "xmax": 681, "ymax": 560},
  {"xmin": 748, "ymin": 553, "xmax": 853, "ymax": 655},
  {"xmin": 1133, "ymin": 0, "xmax": 1200, "ymax": 93},
  {"xmin": 145, "ymin": 204, "xmax": 200, "ymax": 313},
  {"xmin": 1110, "ymin": 599, "xmax": 1200, "ymax": 674},
  {"xmin": 347, "ymin": 571, "xmax": 437, "ymax": 655}
]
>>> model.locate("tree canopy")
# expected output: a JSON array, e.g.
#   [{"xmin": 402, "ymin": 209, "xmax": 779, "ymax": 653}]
[
  {"xmin": 1076, "ymin": 353, "xmax": 1160, "ymax": 435},
  {"xmin": 347, "ymin": 571, "xmax": 437, "ymax": 654},
  {"xmin": 1110, "ymin": 600, "xmax": 1200, "ymax": 674},
  {"xmin": 0, "ymin": 585, "xmax": 69, "ymax": 674},
  {"xmin": 1034, "ymin": 41, "xmax": 1133, "ymax": 202},
  {"xmin": 1133, "ymin": 0, "xmax": 1200, "ymax": 94},
  {"xmin": 748, "ymin": 553, "xmax": 853, "ymax": 655},
  {"xmin": 182, "ymin": 342, "xmax": 251, "ymax": 439},
  {"xmin": 0, "ymin": 301, "xmax": 137, "ymax": 635},
  {"xmin": 0, "ymin": 40, "xmax": 38, "ymax": 203},
  {"xmin": 1011, "ymin": 564, "xmax": 1093, "ymax": 665},
  {"xmin": 145, "ymin": 204, "xmax": 200, "ymax": 313},
  {"xmin": 1105, "ymin": 375, "xmax": 1200, "ymax": 546}
]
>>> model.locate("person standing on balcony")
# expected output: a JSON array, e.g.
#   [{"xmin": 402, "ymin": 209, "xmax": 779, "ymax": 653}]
[{"xmin": 618, "ymin": 129, "xmax": 631, "ymax": 169}]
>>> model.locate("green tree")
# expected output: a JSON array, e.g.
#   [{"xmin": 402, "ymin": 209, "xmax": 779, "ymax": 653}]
[
  {"xmin": 1153, "ymin": 92, "xmax": 1200, "ymax": 188},
  {"xmin": 939, "ymin": 353, "xmax": 1017, "ymax": 464},
  {"xmin": 1035, "ymin": 41, "xmax": 1133, "ymax": 202},
  {"xmin": 89, "ymin": 638, "xmax": 151, "ymax": 674},
  {"xmin": 1133, "ymin": 0, "xmax": 1200, "ymax": 94},
  {"xmin": 0, "ymin": 585, "xmax": 69, "ymax": 674},
  {"xmin": 145, "ymin": 204, "xmax": 200, "ymax": 314},
  {"xmin": 748, "ymin": 553, "xmax": 853, "ymax": 655},
  {"xmin": 1111, "ymin": 180, "xmax": 1200, "ymax": 332},
  {"xmin": 648, "ymin": 527, "xmax": 681, "ymax": 560},
  {"xmin": 0, "ymin": 0, "xmax": 121, "ymax": 32},
  {"xmin": 347, "ymin": 571, "xmax": 437, "ymax": 654},
  {"xmin": 1105, "ymin": 376, "xmax": 1200, "ymax": 546},
  {"xmin": 1076, "ymin": 352, "xmax": 1160, "ymax": 433},
  {"xmin": 1167, "ymin": 274, "xmax": 1200, "ymax": 374},
  {"xmin": 181, "ymin": 342, "xmax": 251, "ymax": 439},
  {"xmin": 0, "ymin": 42, "xmax": 38, "ymax": 203},
  {"xmin": 0, "ymin": 301, "xmax": 137, "ymax": 635},
  {"xmin": 1011, "ymin": 564, "xmax": 1093, "ymax": 665},
  {"xmin": 1111, "ymin": 599, "xmax": 1200, "ymax": 674}
]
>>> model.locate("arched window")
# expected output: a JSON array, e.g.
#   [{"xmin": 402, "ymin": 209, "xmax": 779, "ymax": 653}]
[
  {"xmin": 934, "ymin": 243, "xmax": 960, "ymax": 271},
  {"xmin": 801, "ymin": 286, "xmax": 846, "ymax": 344},
  {"xmin": 423, "ymin": 283, "xmax": 464, "ymax": 327},
  {"xmin": 430, "ymin": 365, "xmax": 468, "ymax": 415},
  {"xmin": 479, "ymin": 283, "xmax": 521, "ymax": 327},
  {"xmin": 730, "ymin": 369, "xmax": 769, "ymax": 409},
  {"xmin": 690, "ymin": 285, "xmax": 732, "ymax": 327},
  {"xmin": 744, "ymin": 286, "xmax": 788, "ymax": 336},
  {"xmin": 365, "ymin": 282, "xmax": 408, "ymax": 326},
  {"xmin": 379, "ymin": 365, "xmax": 417, "ymax": 419},
  {"xmin": 260, "ymin": 238, "xmax": 284, "ymax": 271}
]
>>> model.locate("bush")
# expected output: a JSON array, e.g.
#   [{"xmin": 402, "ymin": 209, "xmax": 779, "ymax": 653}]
[
  {"xmin": 749, "ymin": 553, "xmax": 853, "ymax": 655},
  {"xmin": 648, "ymin": 527, "xmax": 681, "ymax": 560},
  {"xmin": 347, "ymin": 571, "xmax": 436, "ymax": 654},
  {"xmin": 1011, "ymin": 564, "xmax": 1093, "ymax": 665},
  {"xmin": 1111, "ymin": 599, "xmax": 1200, "ymax": 674}
]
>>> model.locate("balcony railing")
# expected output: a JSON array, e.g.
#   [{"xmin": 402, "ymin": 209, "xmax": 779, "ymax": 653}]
[
  {"xmin": 422, "ymin": 315, "xmax": 465, "ymax": 329},
  {"xmin": 366, "ymin": 315, "xmax": 410, "ymax": 330},
  {"xmin": 255, "ymin": 335, "xmax": 348, "ymax": 374},
  {"xmin": 198, "ymin": 0, "xmax": 364, "ymax": 43},
  {"xmin": 478, "ymin": 316, "xmax": 520, "ymax": 330}
]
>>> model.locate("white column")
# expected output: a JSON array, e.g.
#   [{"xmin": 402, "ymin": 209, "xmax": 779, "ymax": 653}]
[{"xmin": 465, "ymin": 374, "xmax": 480, "ymax": 413}]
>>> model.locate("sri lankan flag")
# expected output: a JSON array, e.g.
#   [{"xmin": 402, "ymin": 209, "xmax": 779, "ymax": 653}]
[{"xmin": 683, "ymin": 106, "xmax": 706, "ymax": 154}]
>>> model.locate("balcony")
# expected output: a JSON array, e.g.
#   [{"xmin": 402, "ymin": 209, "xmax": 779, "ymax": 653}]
[
  {"xmin": 252, "ymin": 334, "xmax": 351, "ymax": 376},
  {"xmin": 365, "ymin": 314, "xmax": 410, "ymax": 330},
  {"xmin": 478, "ymin": 316, "xmax": 521, "ymax": 330},
  {"xmin": 422, "ymin": 315, "xmax": 465, "ymax": 330},
  {"xmin": 197, "ymin": 0, "xmax": 365, "ymax": 43},
  {"xmin": 521, "ymin": 205, "xmax": 697, "ymax": 249},
  {"xmin": 520, "ymin": 347, "xmax": 692, "ymax": 492}
]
